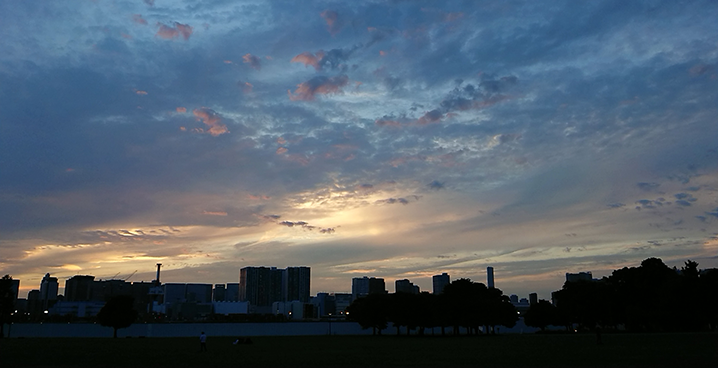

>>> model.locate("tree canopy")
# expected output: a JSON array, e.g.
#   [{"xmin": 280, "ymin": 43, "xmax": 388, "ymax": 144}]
[
  {"xmin": 0, "ymin": 275, "xmax": 16, "ymax": 339},
  {"xmin": 97, "ymin": 295, "xmax": 138, "ymax": 338},
  {"xmin": 552, "ymin": 258, "xmax": 718, "ymax": 332},
  {"xmin": 347, "ymin": 279, "xmax": 517, "ymax": 336}
]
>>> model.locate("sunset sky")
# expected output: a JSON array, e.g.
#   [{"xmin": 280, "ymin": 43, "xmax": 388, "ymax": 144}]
[{"xmin": 2, "ymin": 0, "xmax": 717, "ymax": 300}]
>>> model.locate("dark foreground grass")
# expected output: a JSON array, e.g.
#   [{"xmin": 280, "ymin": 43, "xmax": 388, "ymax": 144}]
[{"xmin": 1, "ymin": 332, "xmax": 716, "ymax": 367}]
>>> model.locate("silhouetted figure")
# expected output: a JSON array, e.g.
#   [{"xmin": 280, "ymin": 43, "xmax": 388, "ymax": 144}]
[
  {"xmin": 233, "ymin": 337, "xmax": 253, "ymax": 345},
  {"xmin": 199, "ymin": 331, "xmax": 207, "ymax": 352}
]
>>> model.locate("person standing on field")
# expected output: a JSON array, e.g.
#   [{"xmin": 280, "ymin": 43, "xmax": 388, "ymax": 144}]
[{"xmin": 199, "ymin": 331, "xmax": 207, "ymax": 352}]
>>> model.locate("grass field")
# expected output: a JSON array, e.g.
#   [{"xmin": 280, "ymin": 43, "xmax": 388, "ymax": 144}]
[{"xmin": 1, "ymin": 332, "xmax": 716, "ymax": 367}]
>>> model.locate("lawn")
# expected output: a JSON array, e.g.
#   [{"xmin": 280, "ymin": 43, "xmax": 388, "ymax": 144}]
[{"xmin": 0, "ymin": 332, "xmax": 715, "ymax": 367}]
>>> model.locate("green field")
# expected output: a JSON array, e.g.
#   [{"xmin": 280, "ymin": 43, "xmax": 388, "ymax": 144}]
[{"xmin": 1, "ymin": 333, "xmax": 716, "ymax": 367}]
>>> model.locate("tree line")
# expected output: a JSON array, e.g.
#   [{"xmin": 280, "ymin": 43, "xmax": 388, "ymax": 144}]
[
  {"xmin": 346, "ymin": 278, "xmax": 518, "ymax": 335},
  {"xmin": 525, "ymin": 258, "xmax": 718, "ymax": 332}
]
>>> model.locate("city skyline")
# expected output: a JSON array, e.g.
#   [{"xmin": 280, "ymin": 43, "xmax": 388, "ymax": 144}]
[{"xmin": 2, "ymin": 1, "xmax": 718, "ymax": 301}]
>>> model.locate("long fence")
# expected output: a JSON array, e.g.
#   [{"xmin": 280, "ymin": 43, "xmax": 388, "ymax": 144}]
[{"xmin": 3, "ymin": 319, "xmax": 538, "ymax": 338}]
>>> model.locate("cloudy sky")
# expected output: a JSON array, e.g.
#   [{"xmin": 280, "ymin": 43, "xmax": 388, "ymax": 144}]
[{"xmin": 2, "ymin": 0, "xmax": 717, "ymax": 300}]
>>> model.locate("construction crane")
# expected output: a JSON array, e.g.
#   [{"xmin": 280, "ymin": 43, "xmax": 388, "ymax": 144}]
[
  {"xmin": 110, "ymin": 272, "xmax": 121, "ymax": 279},
  {"xmin": 124, "ymin": 270, "xmax": 137, "ymax": 281}
]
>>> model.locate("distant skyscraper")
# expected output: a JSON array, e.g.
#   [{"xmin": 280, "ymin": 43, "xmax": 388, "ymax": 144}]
[
  {"xmin": 529, "ymin": 292, "xmax": 538, "ymax": 305},
  {"xmin": 432, "ymin": 273, "xmax": 450, "ymax": 294},
  {"xmin": 284, "ymin": 266, "xmax": 311, "ymax": 302},
  {"xmin": 487, "ymin": 267, "xmax": 495, "ymax": 288},
  {"xmin": 395, "ymin": 279, "xmax": 419, "ymax": 294},
  {"xmin": 565, "ymin": 272, "xmax": 593, "ymax": 283},
  {"xmin": 64, "ymin": 275, "xmax": 95, "ymax": 302},
  {"xmin": 213, "ymin": 284, "xmax": 226, "ymax": 302},
  {"xmin": 240, "ymin": 266, "xmax": 284, "ymax": 306},
  {"xmin": 39, "ymin": 273, "xmax": 58, "ymax": 309},
  {"xmin": 351, "ymin": 277, "xmax": 386, "ymax": 301},
  {"xmin": 225, "ymin": 283, "xmax": 239, "ymax": 302}
]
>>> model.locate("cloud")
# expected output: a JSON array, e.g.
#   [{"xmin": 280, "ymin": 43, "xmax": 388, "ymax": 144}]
[
  {"xmin": 288, "ymin": 75, "xmax": 349, "ymax": 101},
  {"xmin": 638, "ymin": 182, "xmax": 660, "ymax": 191},
  {"xmin": 291, "ymin": 47, "xmax": 357, "ymax": 72},
  {"xmin": 176, "ymin": 107, "xmax": 187, "ymax": 113},
  {"xmin": 237, "ymin": 81, "xmax": 253, "ymax": 93},
  {"xmin": 192, "ymin": 108, "xmax": 229, "ymax": 136},
  {"xmin": 375, "ymin": 118, "xmax": 403, "ymax": 127},
  {"xmin": 202, "ymin": 211, "xmax": 228, "ymax": 216},
  {"xmin": 291, "ymin": 52, "xmax": 321, "ymax": 71},
  {"xmin": 135, "ymin": 90, "xmax": 148, "ymax": 95},
  {"xmin": 428, "ymin": 181, "xmax": 444, "ymax": 190},
  {"xmin": 143, "ymin": 0, "xmax": 154, "ymax": 6},
  {"xmin": 132, "ymin": 14, "xmax": 148, "ymax": 25},
  {"xmin": 416, "ymin": 109, "xmax": 443, "ymax": 125},
  {"xmin": 156, "ymin": 22, "xmax": 193, "ymax": 40},
  {"xmin": 706, "ymin": 208, "xmax": 718, "ymax": 218},
  {"xmin": 320, "ymin": 10, "xmax": 343, "ymax": 35},
  {"xmin": 376, "ymin": 197, "xmax": 410, "ymax": 205},
  {"xmin": 276, "ymin": 147, "xmax": 288, "ymax": 154},
  {"xmin": 242, "ymin": 53, "xmax": 261, "ymax": 70}
]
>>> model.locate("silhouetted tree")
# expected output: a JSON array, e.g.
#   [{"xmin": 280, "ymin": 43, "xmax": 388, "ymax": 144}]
[
  {"xmin": 524, "ymin": 300, "xmax": 557, "ymax": 331},
  {"xmin": 346, "ymin": 294, "xmax": 389, "ymax": 335},
  {"xmin": 0, "ymin": 275, "xmax": 16, "ymax": 339},
  {"xmin": 97, "ymin": 295, "xmax": 138, "ymax": 338}
]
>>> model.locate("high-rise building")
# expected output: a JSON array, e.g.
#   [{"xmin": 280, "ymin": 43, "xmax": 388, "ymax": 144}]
[
  {"xmin": 40, "ymin": 273, "xmax": 59, "ymax": 309},
  {"xmin": 529, "ymin": 292, "xmax": 538, "ymax": 305},
  {"xmin": 432, "ymin": 273, "xmax": 450, "ymax": 295},
  {"xmin": 240, "ymin": 266, "xmax": 283, "ymax": 307},
  {"xmin": 284, "ymin": 266, "xmax": 311, "ymax": 302},
  {"xmin": 487, "ymin": 267, "xmax": 495, "ymax": 288},
  {"xmin": 565, "ymin": 272, "xmax": 593, "ymax": 283},
  {"xmin": 213, "ymin": 284, "xmax": 226, "ymax": 302},
  {"xmin": 395, "ymin": 279, "xmax": 419, "ymax": 294},
  {"xmin": 64, "ymin": 275, "xmax": 95, "ymax": 302},
  {"xmin": 351, "ymin": 277, "xmax": 385, "ymax": 301},
  {"xmin": 225, "ymin": 283, "xmax": 239, "ymax": 302},
  {"xmin": 185, "ymin": 284, "xmax": 213, "ymax": 303}
]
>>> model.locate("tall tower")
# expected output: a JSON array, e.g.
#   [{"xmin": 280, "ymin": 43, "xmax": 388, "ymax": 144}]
[
  {"xmin": 39, "ymin": 273, "xmax": 58, "ymax": 309},
  {"xmin": 487, "ymin": 267, "xmax": 495, "ymax": 288},
  {"xmin": 432, "ymin": 273, "xmax": 450, "ymax": 294}
]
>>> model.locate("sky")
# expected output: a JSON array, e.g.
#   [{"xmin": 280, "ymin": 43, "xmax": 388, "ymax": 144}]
[{"xmin": 1, "ymin": 0, "xmax": 717, "ymax": 300}]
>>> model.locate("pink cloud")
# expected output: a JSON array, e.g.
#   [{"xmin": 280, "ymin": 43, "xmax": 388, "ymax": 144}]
[
  {"xmin": 135, "ymin": 90, "xmax": 148, "ymax": 95},
  {"xmin": 291, "ymin": 52, "xmax": 322, "ymax": 71},
  {"xmin": 375, "ymin": 118, "xmax": 402, "ymax": 127},
  {"xmin": 237, "ymin": 81, "xmax": 253, "ymax": 93},
  {"xmin": 132, "ymin": 14, "xmax": 148, "ymax": 25},
  {"xmin": 202, "ymin": 210, "xmax": 228, "ymax": 216},
  {"xmin": 276, "ymin": 147, "xmax": 288, "ymax": 154},
  {"xmin": 242, "ymin": 53, "xmax": 261, "ymax": 70},
  {"xmin": 320, "ymin": 10, "xmax": 343, "ymax": 35},
  {"xmin": 277, "ymin": 137, "xmax": 286, "ymax": 145},
  {"xmin": 193, "ymin": 107, "xmax": 229, "ymax": 136},
  {"xmin": 156, "ymin": 22, "xmax": 193, "ymax": 41},
  {"xmin": 176, "ymin": 107, "xmax": 187, "ymax": 113},
  {"xmin": 288, "ymin": 75, "xmax": 349, "ymax": 101}
]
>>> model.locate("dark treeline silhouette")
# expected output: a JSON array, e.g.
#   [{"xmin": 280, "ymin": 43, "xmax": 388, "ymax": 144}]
[
  {"xmin": 346, "ymin": 278, "xmax": 518, "ymax": 336},
  {"xmin": 531, "ymin": 258, "xmax": 718, "ymax": 332}
]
